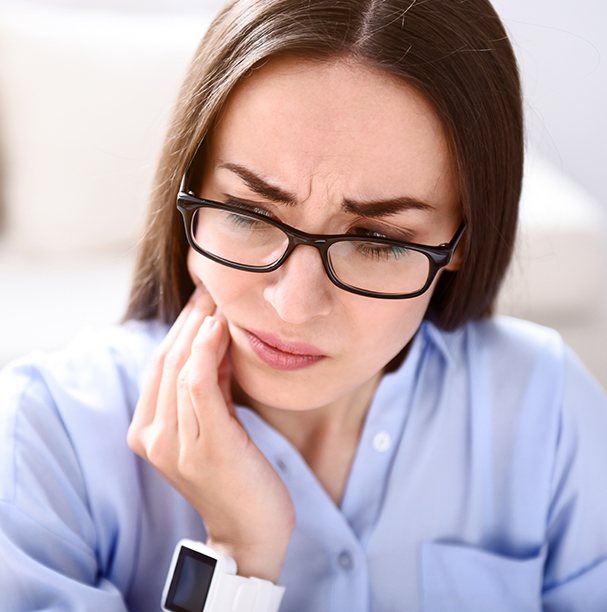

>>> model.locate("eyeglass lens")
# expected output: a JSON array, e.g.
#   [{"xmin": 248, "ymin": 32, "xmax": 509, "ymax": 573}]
[{"xmin": 191, "ymin": 207, "xmax": 431, "ymax": 295}]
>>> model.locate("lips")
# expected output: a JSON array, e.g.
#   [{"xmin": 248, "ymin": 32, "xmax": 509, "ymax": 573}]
[
  {"xmin": 248, "ymin": 329, "xmax": 326, "ymax": 356},
  {"xmin": 244, "ymin": 328, "xmax": 327, "ymax": 371}
]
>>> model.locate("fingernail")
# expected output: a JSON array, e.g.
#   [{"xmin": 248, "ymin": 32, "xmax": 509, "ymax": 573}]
[{"xmin": 202, "ymin": 316, "xmax": 220, "ymax": 334}]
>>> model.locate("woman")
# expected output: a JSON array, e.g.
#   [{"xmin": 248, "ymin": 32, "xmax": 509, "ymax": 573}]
[{"xmin": 1, "ymin": 0, "xmax": 606, "ymax": 610}]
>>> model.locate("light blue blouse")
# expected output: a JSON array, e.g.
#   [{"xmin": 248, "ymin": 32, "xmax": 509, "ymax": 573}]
[{"xmin": 1, "ymin": 316, "xmax": 606, "ymax": 611}]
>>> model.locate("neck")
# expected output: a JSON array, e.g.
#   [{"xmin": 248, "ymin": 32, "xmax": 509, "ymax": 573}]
[
  {"xmin": 232, "ymin": 371, "xmax": 382, "ymax": 458},
  {"xmin": 233, "ymin": 372, "xmax": 382, "ymax": 506}
]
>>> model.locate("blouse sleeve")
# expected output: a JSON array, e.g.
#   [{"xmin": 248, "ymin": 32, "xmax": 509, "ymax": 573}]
[
  {"xmin": 0, "ymin": 361, "xmax": 130, "ymax": 611},
  {"xmin": 541, "ymin": 347, "xmax": 607, "ymax": 610}
]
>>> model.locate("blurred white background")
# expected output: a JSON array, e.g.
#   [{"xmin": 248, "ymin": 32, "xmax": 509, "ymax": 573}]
[{"xmin": 0, "ymin": 0, "xmax": 605, "ymax": 387}]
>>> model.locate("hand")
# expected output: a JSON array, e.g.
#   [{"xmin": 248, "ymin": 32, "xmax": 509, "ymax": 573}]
[{"xmin": 127, "ymin": 288, "xmax": 295, "ymax": 582}]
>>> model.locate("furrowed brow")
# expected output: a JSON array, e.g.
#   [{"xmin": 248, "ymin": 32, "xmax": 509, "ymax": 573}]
[
  {"xmin": 219, "ymin": 162, "xmax": 435, "ymax": 217},
  {"xmin": 342, "ymin": 196, "xmax": 435, "ymax": 218},
  {"xmin": 219, "ymin": 163, "xmax": 298, "ymax": 206}
]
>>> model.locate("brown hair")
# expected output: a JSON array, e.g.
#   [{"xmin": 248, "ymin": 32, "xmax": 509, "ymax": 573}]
[{"xmin": 124, "ymin": 0, "xmax": 523, "ymax": 330}]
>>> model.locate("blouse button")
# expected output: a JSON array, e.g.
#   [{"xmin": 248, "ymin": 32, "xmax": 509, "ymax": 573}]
[
  {"xmin": 372, "ymin": 431, "xmax": 392, "ymax": 453},
  {"xmin": 337, "ymin": 550, "xmax": 354, "ymax": 571}
]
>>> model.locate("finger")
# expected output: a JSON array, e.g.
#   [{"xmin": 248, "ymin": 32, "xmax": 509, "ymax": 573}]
[
  {"xmin": 187, "ymin": 316, "xmax": 233, "ymax": 430},
  {"xmin": 154, "ymin": 304, "xmax": 208, "ymax": 431},
  {"xmin": 178, "ymin": 315, "xmax": 234, "ymax": 447},
  {"xmin": 193, "ymin": 315, "xmax": 230, "ymax": 376},
  {"xmin": 210, "ymin": 314, "xmax": 230, "ymax": 361},
  {"xmin": 129, "ymin": 288, "xmax": 203, "ymax": 435},
  {"xmin": 177, "ymin": 316, "xmax": 224, "ymax": 446},
  {"xmin": 193, "ymin": 285, "xmax": 216, "ymax": 317},
  {"xmin": 218, "ymin": 354, "xmax": 236, "ymax": 419},
  {"xmin": 152, "ymin": 288, "xmax": 216, "ymax": 430},
  {"xmin": 176, "ymin": 359, "xmax": 201, "ymax": 445},
  {"xmin": 213, "ymin": 317, "xmax": 235, "ymax": 411},
  {"xmin": 157, "ymin": 286, "xmax": 211, "ymax": 353}
]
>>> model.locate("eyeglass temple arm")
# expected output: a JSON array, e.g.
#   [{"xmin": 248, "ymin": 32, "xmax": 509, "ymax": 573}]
[{"xmin": 179, "ymin": 137, "xmax": 209, "ymax": 196}]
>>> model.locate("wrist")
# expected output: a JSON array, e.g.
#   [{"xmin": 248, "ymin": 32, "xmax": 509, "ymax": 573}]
[{"xmin": 206, "ymin": 537, "xmax": 291, "ymax": 583}]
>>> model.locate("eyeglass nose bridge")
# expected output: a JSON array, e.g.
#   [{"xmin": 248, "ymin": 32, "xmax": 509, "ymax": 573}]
[{"xmin": 275, "ymin": 232, "xmax": 335, "ymax": 277}]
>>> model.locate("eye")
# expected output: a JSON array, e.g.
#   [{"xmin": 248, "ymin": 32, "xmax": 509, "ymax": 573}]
[
  {"xmin": 223, "ymin": 196, "xmax": 276, "ymax": 220},
  {"xmin": 348, "ymin": 224, "xmax": 414, "ymax": 243},
  {"xmin": 354, "ymin": 241, "xmax": 411, "ymax": 261},
  {"xmin": 225, "ymin": 211, "xmax": 268, "ymax": 230}
]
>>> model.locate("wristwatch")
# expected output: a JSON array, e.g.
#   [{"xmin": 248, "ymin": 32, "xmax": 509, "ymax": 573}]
[{"xmin": 162, "ymin": 539, "xmax": 285, "ymax": 612}]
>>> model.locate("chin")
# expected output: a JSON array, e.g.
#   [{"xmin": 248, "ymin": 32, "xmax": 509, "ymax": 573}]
[{"xmin": 229, "ymin": 352, "xmax": 335, "ymax": 412}]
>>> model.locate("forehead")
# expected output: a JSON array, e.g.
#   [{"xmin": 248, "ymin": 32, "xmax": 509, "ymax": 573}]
[{"xmin": 207, "ymin": 55, "xmax": 456, "ymax": 208}]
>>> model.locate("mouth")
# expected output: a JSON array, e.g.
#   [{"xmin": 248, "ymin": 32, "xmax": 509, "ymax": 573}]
[{"xmin": 243, "ymin": 328, "xmax": 327, "ymax": 371}]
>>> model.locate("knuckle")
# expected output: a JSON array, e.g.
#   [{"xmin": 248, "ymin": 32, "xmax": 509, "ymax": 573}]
[
  {"xmin": 176, "ymin": 362, "xmax": 212, "ymax": 398},
  {"xmin": 177, "ymin": 368, "xmax": 190, "ymax": 393},
  {"xmin": 146, "ymin": 431, "xmax": 169, "ymax": 465},
  {"xmin": 126, "ymin": 425, "xmax": 142, "ymax": 455},
  {"xmin": 188, "ymin": 372, "xmax": 211, "ymax": 398}
]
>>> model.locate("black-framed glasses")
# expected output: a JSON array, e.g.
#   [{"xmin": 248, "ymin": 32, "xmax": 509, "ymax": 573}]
[{"xmin": 177, "ymin": 188, "xmax": 465, "ymax": 300}]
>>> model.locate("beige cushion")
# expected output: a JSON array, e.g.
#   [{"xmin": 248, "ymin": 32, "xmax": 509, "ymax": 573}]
[
  {"xmin": 0, "ymin": 5, "xmax": 211, "ymax": 254},
  {"xmin": 499, "ymin": 150, "xmax": 606, "ymax": 322}
]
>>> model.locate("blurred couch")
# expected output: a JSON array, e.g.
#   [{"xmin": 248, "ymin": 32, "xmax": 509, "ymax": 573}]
[{"xmin": 0, "ymin": 3, "xmax": 605, "ymax": 388}]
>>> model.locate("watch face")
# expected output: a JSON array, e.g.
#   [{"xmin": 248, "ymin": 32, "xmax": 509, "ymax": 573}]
[{"xmin": 164, "ymin": 546, "xmax": 217, "ymax": 612}]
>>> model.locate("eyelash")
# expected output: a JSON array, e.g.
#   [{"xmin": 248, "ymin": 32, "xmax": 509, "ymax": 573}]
[
  {"xmin": 223, "ymin": 196, "xmax": 274, "ymax": 219},
  {"xmin": 222, "ymin": 196, "xmax": 415, "ymax": 242}
]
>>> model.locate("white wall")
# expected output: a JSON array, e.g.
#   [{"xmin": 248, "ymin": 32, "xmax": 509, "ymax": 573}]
[
  {"xmin": 492, "ymin": 0, "xmax": 606, "ymax": 211},
  {"xmin": 7, "ymin": 0, "xmax": 604, "ymax": 210},
  {"xmin": 168, "ymin": 0, "xmax": 607, "ymax": 212}
]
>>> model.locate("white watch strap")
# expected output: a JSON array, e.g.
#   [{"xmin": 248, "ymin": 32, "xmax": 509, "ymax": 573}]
[{"xmin": 210, "ymin": 573, "xmax": 285, "ymax": 612}]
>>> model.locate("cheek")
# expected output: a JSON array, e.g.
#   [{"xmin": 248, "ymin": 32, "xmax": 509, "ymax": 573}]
[
  {"xmin": 187, "ymin": 249, "xmax": 213, "ymax": 292},
  {"xmin": 354, "ymin": 292, "xmax": 432, "ymax": 362},
  {"xmin": 187, "ymin": 249, "xmax": 258, "ymax": 310}
]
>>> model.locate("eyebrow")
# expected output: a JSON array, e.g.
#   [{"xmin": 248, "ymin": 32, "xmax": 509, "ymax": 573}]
[
  {"xmin": 219, "ymin": 162, "xmax": 298, "ymax": 206},
  {"xmin": 219, "ymin": 162, "xmax": 435, "ymax": 218},
  {"xmin": 342, "ymin": 196, "xmax": 434, "ymax": 218}
]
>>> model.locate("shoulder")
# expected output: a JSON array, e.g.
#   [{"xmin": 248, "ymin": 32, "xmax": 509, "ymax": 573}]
[
  {"xmin": 0, "ymin": 320, "xmax": 176, "ymax": 602},
  {"xmin": 424, "ymin": 316, "xmax": 569, "ymax": 391},
  {"xmin": 422, "ymin": 315, "xmax": 606, "ymax": 434},
  {"xmin": 0, "ymin": 319, "xmax": 168, "ymax": 502},
  {"xmin": 468, "ymin": 316, "xmax": 602, "ymax": 401},
  {"xmin": 428, "ymin": 315, "xmax": 564, "ymax": 366},
  {"xmin": 1, "ymin": 318, "xmax": 167, "ymax": 407}
]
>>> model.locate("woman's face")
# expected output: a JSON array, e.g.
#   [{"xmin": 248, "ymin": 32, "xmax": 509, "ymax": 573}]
[{"xmin": 187, "ymin": 56, "xmax": 461, "ymax": 412}]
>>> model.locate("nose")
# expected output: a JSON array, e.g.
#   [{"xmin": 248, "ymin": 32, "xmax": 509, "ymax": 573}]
[{"xmin": 262, "ymin": 244, "xmax": 333, "ymax": 324}]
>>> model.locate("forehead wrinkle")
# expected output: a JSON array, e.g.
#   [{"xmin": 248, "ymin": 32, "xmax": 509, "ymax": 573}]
[{"xmin": 299, "ymin": 168, "xmax": 344, "ymax": 214}]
